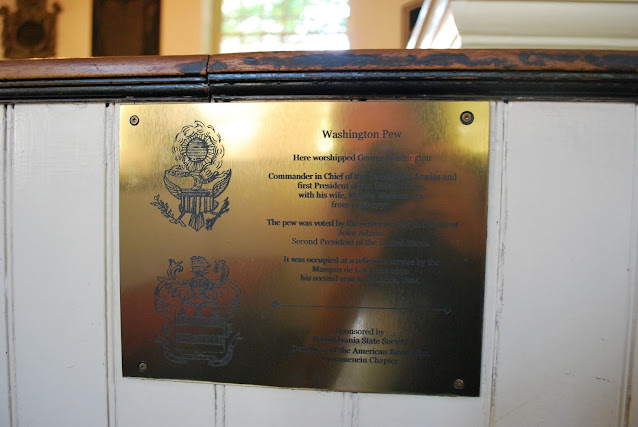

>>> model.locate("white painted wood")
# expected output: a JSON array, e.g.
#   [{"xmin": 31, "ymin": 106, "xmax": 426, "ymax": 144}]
[
  {"xmin": 106, "ymin": 105, "xmax": 216, "ymax": 427},
  {"xmin": 10, "ymin": 104, "xmax": 109, "ymax": 426},
  {"xmin": 214, "ymin": 384, "xmax": 225, "ymax": 427},
  {"xmin": 492, "ymin": 102, "xmax": 636, "ymax": 427},
  {"xmin": 223, "ymin": 385, "xmax": 344, "ymax": 426},
  {"xmin": 115, "ymin": 379, "xmax": 215, "ymax": 427},
  {"xmin": 358, "ymin": 394, "xmax": 486, "ymax": 426},
  {"xmin": 0, "ymin": 105, "xmax": 12, "ymax": 427},
  {"xmin": 451, "ymin": 0, "xmax": 638, "ymax": 49},
  {"xmin": 3, "ymin": 99, "xmax": 637, "ymax": 427},
  {"xmin": 105, "ymin": 104, "xmax": 117, "ymax": 427},
  {"xmin": 3, "ymin": 105, "xmax": 19, "ymax": 427},
  {"xmin": 485, "ymin": 101, "xmax": 508, "ymax": 426},
  {"xmin": 342, "ymin": 392, "xmax": 355, "ymax": 427},
  {"xmin": 627, "ymin": 105, "xmax": 638, "ymax": 427}
]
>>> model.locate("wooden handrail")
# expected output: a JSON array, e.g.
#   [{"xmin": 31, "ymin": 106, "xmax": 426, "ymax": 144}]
[
  {"xmin": 0, "ymin": 55, "xmax": 209, "ymax": 80},
  {"xmin": 208, "ymin": 49, "xmax": 638, "ymax": 73},
  {"xmin": 0, "ymin": 49, "xmax": 635, "ymax": 102}
]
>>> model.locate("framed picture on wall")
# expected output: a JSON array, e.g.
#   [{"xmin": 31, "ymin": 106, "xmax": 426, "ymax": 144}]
[{"xmin": 92, "ymin": 0, "xmax": 160, "ymax": 56}]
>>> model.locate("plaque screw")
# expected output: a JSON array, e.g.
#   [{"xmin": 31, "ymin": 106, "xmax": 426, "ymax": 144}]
[
  {"xmin": 460, "ymin": 111, "xmax": 474, "ymax": 125},
  {"xmin": 454, "ymin": 378, "xmax": 465, "ymax": 389},
  {"xmin": 130, "ymin": 115, "xmax": 139, "ymax": 126},
  {"xmin": 138, "ymin": 362, "xmax": 148, "ymax": 373}
]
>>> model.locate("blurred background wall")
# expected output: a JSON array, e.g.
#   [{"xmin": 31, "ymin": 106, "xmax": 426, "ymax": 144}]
[
  {"xmin": 0, "ymin": 0, "xmax": 421, "ymax": 58},
  {"xmin": 0, "ymin": 0, "xmax": 635, "ymax": 58}
]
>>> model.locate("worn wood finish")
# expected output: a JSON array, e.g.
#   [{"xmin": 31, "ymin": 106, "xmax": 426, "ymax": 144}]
[
  {"xmin": 0, "ymin": 50, "xmax": 635, "ymax": 79},
  {"xmin": 206, "ymin": 50, "xmax": 638, "ymax": 101},
  {"xmin": 0, "ymin": 55, "xmax": 209, "ymax": 79},
  {"xmin": 0, "ymin": 50, "xmax": 635, "ymax": 102},
  {"xmin": 207, "ymin": 49, "xmax": 638, "ymax": 72},
  {"xmin": 206, "ymin": 76, "xmax": 638, "ymax": 102},
  {"xmin": 0, "ymin": 55, "xmax": 210, "ymax": 103}
]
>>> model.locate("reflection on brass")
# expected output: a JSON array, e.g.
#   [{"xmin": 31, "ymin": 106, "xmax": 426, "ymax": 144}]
[{"xmin": 120, "ymin": 101, "xmax": 490, "ymax": 396}]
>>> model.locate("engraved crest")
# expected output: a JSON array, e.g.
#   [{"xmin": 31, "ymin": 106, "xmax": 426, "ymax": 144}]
[
  {"xmin": 154, "ymin": 256, "xmax": 242, "ymax": 366},
  {"xmin": 151, "ymin": 121, "xmax": 231, "ymax": 231}
]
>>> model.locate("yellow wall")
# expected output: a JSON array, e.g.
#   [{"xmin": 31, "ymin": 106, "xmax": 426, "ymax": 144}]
[
  {"xmin": 58, "ymin": 0, "xmax": 91, "ymax": 57},
  {"xmin": 161, "ymin": 0, "xmax": 419, "ymax": 53},
  {"xmin": 160, "ymin": 0, "xmax": 207, "ymax": 55},
  {"xmin": 349, "ymin": 0, "xmax": 418, "ymax": 49},
  {"xmin": 0, "ymin": 0, "xmax": 417, "ymax": 59}
]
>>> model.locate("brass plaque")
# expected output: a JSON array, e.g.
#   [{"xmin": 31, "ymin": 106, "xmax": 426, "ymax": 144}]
[{"xmin": 120, "ymin": 101, "xmax": 489, "ymax": 395}]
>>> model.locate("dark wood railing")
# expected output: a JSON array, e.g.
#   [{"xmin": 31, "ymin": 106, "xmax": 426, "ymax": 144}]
[{"xmin": 0, "ymin": 49, "xmax": 636, "ymax": 102}]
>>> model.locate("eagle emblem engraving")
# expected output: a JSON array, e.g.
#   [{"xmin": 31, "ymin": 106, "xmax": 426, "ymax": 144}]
[{"xmin": 151, "ymin": 121, "xmax": 231, "ymax": 231}]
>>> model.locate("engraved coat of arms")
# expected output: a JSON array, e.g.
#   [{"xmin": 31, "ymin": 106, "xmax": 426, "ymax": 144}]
[
  {"xmin": 154, "ymin": 256, "xmax": 242, "ymax": 366},
  {"xmin": 152, "ymin": 121, "xmax": 231, "ymax": 231}
]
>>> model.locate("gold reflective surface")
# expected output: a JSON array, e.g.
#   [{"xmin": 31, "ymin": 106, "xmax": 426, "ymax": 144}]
[{"xmin": 120, "ymin": 101, "xmax": 489, "ymax": 395}]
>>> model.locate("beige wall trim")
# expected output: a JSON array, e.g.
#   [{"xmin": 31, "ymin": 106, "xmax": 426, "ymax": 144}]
[{"xmin": 452, "ymin": 0, "xmax": 638, "ymax": 50}]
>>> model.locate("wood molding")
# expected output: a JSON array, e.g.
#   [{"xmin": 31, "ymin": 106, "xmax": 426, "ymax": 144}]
[
  {"xmin": 207, "ymin": 49, "xmax": 638, "ymax": 72},
  {"xmin": 206, "ymin": 49, "xmax": 638, "ymax": 101},
  {"xmin": 451, "ymin": 0, "xmax": 638, "ymax": 50},
  {"xmin": 0, "ymin": 55, "xmax": 210, "ymax": 102},
  {"xmin": 0, "ymin": 55, "xmax": 209, "ymax": 79},
  {"xmin": 0, "ymin": 50, "xmax": 635, "ymax": 102}
]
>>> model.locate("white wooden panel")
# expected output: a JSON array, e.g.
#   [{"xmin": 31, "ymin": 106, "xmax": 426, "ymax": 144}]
[
  {"xmin": 628, "ymin": 105, "xmax": 638, "ymax": 427},
  {"xmin": 11, "ymin": 104, "xmax": 108, "ymax": 426},
  {"xmin": 492, "ymin": 102, "xmax": 636, "ymax": 427},
  {"xmin": 451, "ymin": 0, "xmax": 638, "ymax": 49},
  {"xmin": 115, "ymin": 379, "xmax": 215, "ymax": 427},
  {"xmin": 105, "ymin": 104, "xmax": 117, "ymax": 427},
  {"xmin": 357, "ymin": 394, "xmax": 485, "ymax": 426},
  {"xmin": 0, "ymin": 106, "xmax": 11, "ymax": 427},
  {"xmin": 223, "ymin": 385, "xmax": 345, "ymax": 427}
]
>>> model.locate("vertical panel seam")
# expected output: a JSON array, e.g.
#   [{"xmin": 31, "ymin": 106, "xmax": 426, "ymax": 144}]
[
  {"xmin": 350, "ymin": 392, "xmax": 359, "ymax": 427},
  {"xmin": 488, "ymin": 101, "xmax": 509, "ymax": 427},
  {"xmin": 104, "ymin": 104, "xmax": 117, "ymax": 427},
  {"xmin": 481, "ymin": 101, "xmax": 506, "ymax": 426},
  {"xmin": 4, "ymin": 105, "xmax": 17, "ymax": 427},
  {"xmin": 0, "ymin": 105, "xmax": 9, "ymax": 427},
  {"xmin": 214, "ymin": 384, "xmax": 225, "ymax": 427},
  {"xmin": 620, "ymin": 103, "xmax": 638, "ymax": 427},
  {"xmin": 341, "ymin": 392, "xmax": 352, "ymax": 427}
]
